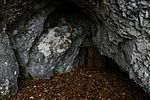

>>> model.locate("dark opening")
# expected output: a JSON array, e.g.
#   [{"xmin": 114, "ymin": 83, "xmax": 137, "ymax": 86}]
[
  {"xmin": 77, "ymin": 47, "xmax": 106, "ymax": 67},
  {"xmin": 45, "ymin": 0, "xmax": 87, "ymax": 28}
]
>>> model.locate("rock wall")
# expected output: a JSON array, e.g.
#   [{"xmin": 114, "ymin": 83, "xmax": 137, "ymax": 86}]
[
  {"xmin": 87, "ymin": 0, "xmax": 150, "ymax": 94},
  {"xmin": 0, "ymin": 0, "xmax": 150, "ymax": 96},
  {"xmin": 0, "ymin": 17, "xmax": 19, "ymax": 96}
]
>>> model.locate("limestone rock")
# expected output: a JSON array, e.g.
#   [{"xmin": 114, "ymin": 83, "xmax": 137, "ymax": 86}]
[
  {"xmin": 92, "ymin": 0, "xmax": 150, "ymax": 94},
  {"xmin": 0, "ymin": 21, "xmax": 19, "ymax": 96}
]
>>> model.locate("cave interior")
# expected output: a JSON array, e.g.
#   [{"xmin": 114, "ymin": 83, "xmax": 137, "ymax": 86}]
[
  {"xmin": 1, "ymin": 0, "xmax": 150, "ymax": 99},
  {"xmin": 45, "ymin": 0, "xmax": 114, "ymax": 68}
]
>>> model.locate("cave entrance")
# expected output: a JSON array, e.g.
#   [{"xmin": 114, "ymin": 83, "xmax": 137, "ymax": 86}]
[
  {"xmin": 45, "ymin": 0, "xmax": 107, "ymax": 69},
  {"xmin": 46, "ymin": 0, "xmax": 105, "ymax": 69},
  {"xmin": 10, "ymin": 0, "xmax": 150, "ymax": 99},
  {"xmin": 43, "ymin": 0, "xmax": 107, "ymax": 69}
]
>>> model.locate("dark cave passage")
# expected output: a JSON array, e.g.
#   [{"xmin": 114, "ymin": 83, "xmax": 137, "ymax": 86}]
[{"xmin": 45, "ymin": 0, "xmax": 83, "ymax": 28}]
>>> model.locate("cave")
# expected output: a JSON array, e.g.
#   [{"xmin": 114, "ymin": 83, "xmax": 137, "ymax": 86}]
[
  {"xmin": 0, "ymin": 0, "xmax": 150, "ymax": 99},
  {"xmin": 22, "ymin": 0, "xmax": 98, "ymax": 78},
  {"xmin": 42, "ymin": 0, "xmax": 106, "ymax": 69}
]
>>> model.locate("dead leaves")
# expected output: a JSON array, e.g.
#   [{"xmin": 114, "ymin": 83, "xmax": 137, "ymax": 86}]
[{"xmin": 9, "ymin": 66, "xmax": 149, "ymax": 100}]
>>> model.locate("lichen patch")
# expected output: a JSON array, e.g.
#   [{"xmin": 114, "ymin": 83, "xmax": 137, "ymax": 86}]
[{"xmin": 38, "ymin": 24, "xmax": 75, "ymax": 57}]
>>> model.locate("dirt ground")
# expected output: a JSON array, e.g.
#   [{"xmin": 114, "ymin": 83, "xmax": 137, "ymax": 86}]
[{"xmin": 5, "ymin": 63, "xmax": 149, "ymax": 100}]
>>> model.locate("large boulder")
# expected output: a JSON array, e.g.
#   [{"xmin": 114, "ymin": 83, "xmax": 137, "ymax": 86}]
[{"xmin": 26, "ymin": 18, "xmax": 86, "ymax": 79}]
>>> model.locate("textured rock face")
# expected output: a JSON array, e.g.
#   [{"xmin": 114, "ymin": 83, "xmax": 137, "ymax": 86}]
[
  {"xmin": 0, "ymin": 0, "xmax": 150, "ymax": 96},
  {"xmin": 92, "ymin": 0, "xmax": 150, "ymax": 94},
  {"xmin": 0, "ymin": 19, "xmax": 19, "ymax": 96},
  {"xmin": 84, "ymin": 0, "xmax": 150, "ymax": 94}
]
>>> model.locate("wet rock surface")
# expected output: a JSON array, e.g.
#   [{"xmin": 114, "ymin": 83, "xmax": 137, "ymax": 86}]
[{"xmin": 9, "ymin": 64, "xmax": 150, "ymax": 100}]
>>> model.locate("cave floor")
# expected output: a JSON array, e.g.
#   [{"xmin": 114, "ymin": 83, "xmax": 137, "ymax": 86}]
[{"xmin": 9, "ymin": 64, "xmax": 150, "ymax": 100}]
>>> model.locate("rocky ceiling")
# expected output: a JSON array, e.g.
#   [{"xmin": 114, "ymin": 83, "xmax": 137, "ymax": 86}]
[{"xmin": 0, "ymin": 0, "xmax": 150, "ymax": 97}]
